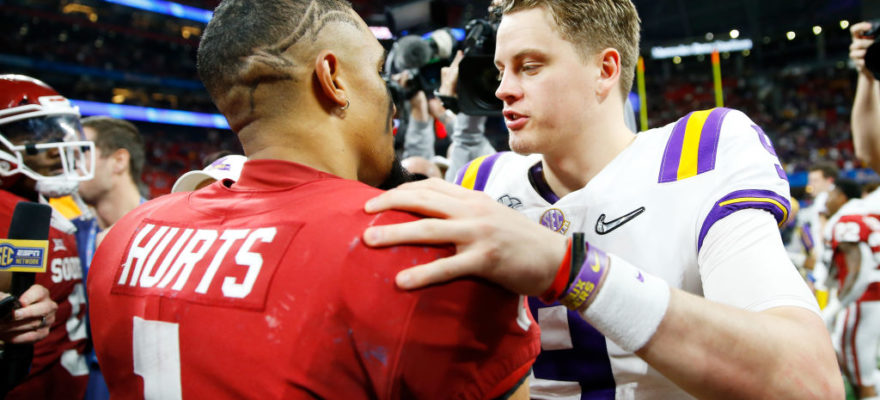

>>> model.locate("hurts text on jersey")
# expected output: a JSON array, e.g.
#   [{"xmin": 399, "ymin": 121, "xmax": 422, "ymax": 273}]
[{"xmin": 110, "ymin": 221, "xmax": 299, "ymax": 309}]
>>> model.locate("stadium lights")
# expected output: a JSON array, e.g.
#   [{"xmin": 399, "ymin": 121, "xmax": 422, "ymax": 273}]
[
  {"xmin": 181, "ymin": 26, "xmax": 201, "ymax": 39},
  {"xmin": 786, "ymin": 31, "xmax": 796, "ymax": 40},
  {"xmin": 813, "ymin": 25, "xmax": 822, "ymax": 35},
  {"xmin": 370, "ymin": 26, "xmax": 393, "ymax": 40},
  {"xmin": 102, "ymin": 0, "xmax": 213, "ymax": 24},
  {"xmin": 729, "ymin": 29, "xmax": 740, "ymax": 39},
  {"xmin": 72, "ymin": 100, "xmax": 231, "ymax": 130},
  {"xmin": 102, "ymin": 0, "xmax": 395, "ymax": 40},
  {"xmin": 650, "ymin": 38, "xmax": 753, "ymax": 59},
  {"xmin": 841, "ymin": 20, "xmax": 850, "ymax": 30},
  {"xmin": 62, "ymin": 4, "xmax": 98, "ymax": 22}
]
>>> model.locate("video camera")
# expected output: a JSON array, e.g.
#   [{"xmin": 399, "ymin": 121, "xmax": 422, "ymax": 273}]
[
  {"xmin": 863, "ymin": 20, "xmax": 880, "ymax": 79},
  {"xmin": 385, "ymin": 7, "xmax": 503, "ymax": 117},
  {"xmin": 456, "ymin": 15, "xmax": 503, "ymax": 116},
  {"xmin": 384, "ymin": 29, "xmax": 457, "ymax": 107}
]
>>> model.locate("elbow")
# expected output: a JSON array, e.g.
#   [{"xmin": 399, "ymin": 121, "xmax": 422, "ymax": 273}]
[
  {"xmin": 784, "ymin": 344, "xmax": 845, "ymax": 399},
  {"xmin": 804, "ymin": 372, "xmax": 845, "ymax": 400}
]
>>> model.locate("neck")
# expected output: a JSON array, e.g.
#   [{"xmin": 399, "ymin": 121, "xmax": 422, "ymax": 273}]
[
  {"xmin": 94, "ymin": 179, "xmax": 142, "ymax": 229},
  {"xmin": 541, "ymin": 115, "xmax": 635, "ymax": 198},
  {"xmin": 239, "ymin": 116, "xmax": 357, "ymax": 181}
]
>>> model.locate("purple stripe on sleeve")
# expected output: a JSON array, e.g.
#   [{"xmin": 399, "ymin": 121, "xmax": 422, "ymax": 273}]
[
  {"xmin": 453, "ymin": 161, "xmax": 469, "ymax": 185},
  {"xmin": 658, "ymin": 112, "xmax": 692, "ymax": 183},
  {"xmin": 753, "ymin": 124, "xmax": 778, "ymax": 157},
  {"xmin": 528, "ymin": 161, "xmax": 560, "ymax": 204},
  {"xmin": 800, "ymin": 222, "xmax": 814, "ymax": 252},
  {"xmin": 696, "ymin": 107, "xmax": 731, "ymax": 174},
  {"xmin": 775, "ymin": 164, "xmax": 788, "ymax": 181},
  {"xmin": 697, "ymin": 189, "xmax": 791, "ymax": 251},
  {"xmin": 472, "ymin": 152, "xmax": 503, "ymax": 192}
]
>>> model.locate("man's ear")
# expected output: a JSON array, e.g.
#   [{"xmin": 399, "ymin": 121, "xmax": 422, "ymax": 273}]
[
  {"xmin": 595, "ymin": 48, "xmax": 621, "ymax": 99},
  {"xmin": 314, "ymin": 50, "xmax": 348, "ymax": 109},
  {"xmin": 111, "ymin": 148, "xmax": 130, "ymax": 175}
]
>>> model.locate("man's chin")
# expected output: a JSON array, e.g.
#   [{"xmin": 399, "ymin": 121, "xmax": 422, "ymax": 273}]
[{"xmin": 508, "ymin": 137, "xmax": 537, "ymax": 156}]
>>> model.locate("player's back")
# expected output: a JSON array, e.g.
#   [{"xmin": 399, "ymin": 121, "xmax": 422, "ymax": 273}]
[{"xmin": 88, "ymin": 160, "xmax": 539, "ymax": 399}]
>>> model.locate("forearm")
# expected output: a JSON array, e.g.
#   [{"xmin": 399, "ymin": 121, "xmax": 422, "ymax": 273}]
[
  {"xmin": 852, "ymin": 73, "xmax": 880, "ymax": 170},
  {"xmin": 572, "ymin": 211, "xmax": 841, "ymax": 398},
  {"xmin": 402, "ymin": 118, "xmax": 435, "ymax": 160},
  {"xmin": 637, "ymin": 293, "xmax": 839, "ymax": 399}
]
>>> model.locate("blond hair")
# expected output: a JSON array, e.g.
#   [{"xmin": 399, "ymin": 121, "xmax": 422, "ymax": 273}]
[{"xmin": 500, "ymin": 0, "xmax": 640, "ymax": 98}]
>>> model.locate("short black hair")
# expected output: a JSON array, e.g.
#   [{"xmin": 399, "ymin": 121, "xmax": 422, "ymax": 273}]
[
  {"xmin": 834, "ymin": 178, "xmax": 862, "ymax": 201},
  {"xmin": 81, "ymin": 116, "xmax": 145, "ymax": 185},
  {"xmin": 809, "ymin": 162, "xmax": 839, "ymax": 180},
  {"xmin": 197, "ymin": 0, "xmax": 357, "ymax": 111}
]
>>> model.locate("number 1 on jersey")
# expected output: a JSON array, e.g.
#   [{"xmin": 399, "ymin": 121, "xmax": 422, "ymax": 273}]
[{"xmin": 133, "ymin": 317, "xmax": 182, "ymax": 400}]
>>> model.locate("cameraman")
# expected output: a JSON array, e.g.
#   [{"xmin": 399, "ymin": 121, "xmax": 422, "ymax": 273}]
[
  {"xmin": 392, "ymin": 70, "xmax": 449, "ymax": 161},
  {"xmin": 851, "ymin": 21, "xmax": 880, "ymax": 172},
  {"xmin": 438, "ymin": 50, "xmax": 496, "ymax": 181}
]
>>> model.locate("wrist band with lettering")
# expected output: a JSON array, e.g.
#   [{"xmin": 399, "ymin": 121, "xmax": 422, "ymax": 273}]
[
  {"xmin": 539, "ymin": 237, "xmax": 573, "ymax": 304},
  {"xmin": 560, "ymin": 239, "xmax": 608, "ymax": 310},
  {"xmin": 578, "ymin": 253, "xmax": 670, "ymax": 352}
]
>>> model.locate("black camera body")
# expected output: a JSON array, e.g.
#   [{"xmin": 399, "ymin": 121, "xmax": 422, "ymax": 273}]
[
  {"xmin": 457, "ymin": 18, "xmax": 503, "ymax": 116},
  {"xmin": 864, "ymin": 20, "xmax": 880, "ymax": 79}
]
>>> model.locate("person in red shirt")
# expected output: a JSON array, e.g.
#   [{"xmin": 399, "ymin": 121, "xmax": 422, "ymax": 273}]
[
  {"xmin": 86, "ymin": 1, "xmax": 540, "ymax": 398},
  {"xmin": 0, "ymin": 74, "xmax": 94, "ymax": 399}
]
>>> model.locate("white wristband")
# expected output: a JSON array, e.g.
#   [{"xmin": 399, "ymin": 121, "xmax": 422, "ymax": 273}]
[{"xmin": 579, "ymin": 253, "xmax": 670, "ymax": 352}]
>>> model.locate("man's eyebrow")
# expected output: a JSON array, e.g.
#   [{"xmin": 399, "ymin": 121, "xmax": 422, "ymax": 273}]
[{"xmin": 496, "ymin": 48, "xmax": 548, "ymax": 68}]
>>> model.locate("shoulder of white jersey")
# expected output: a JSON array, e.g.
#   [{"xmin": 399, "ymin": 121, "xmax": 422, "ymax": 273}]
[
  {"xmin": 454, "ymin": 152, "xmax": 536, "ymax": 191},
  {"xmin": 658, "ymin": 108, "xmax": 792, "ymax": 251},
  {"xmin": 862, "ymin": 187, "xmax": 880, "ymax": 213}
]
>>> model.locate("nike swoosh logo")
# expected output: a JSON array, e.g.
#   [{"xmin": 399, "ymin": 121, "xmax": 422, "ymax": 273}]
[{"xmin": 595, "ymin": 207, "xmax": 646, "ymax": 235}]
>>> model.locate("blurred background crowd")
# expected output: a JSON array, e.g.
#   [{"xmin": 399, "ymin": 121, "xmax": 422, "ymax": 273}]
[{"xmin": 1, "ymin": 0, "xmax": 876, "ymax": 199}]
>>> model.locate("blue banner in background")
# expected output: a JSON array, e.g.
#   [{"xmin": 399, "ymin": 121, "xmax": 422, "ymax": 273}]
[
  {"xmin": 102, "ymin": 0, "xmax": 212, "ymax": 23},
  {"xmin": 72, "ymin": 100, "xmax": 230, "ymax": 129}
]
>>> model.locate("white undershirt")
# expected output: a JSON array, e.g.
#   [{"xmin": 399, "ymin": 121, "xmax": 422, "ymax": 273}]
[{"xmin": 698, "ymin": 209, "xmax": 820, "ymax": 315}]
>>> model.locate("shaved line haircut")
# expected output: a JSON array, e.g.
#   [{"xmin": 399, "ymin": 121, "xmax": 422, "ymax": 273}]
[{"xmin": 197, "ymin": 0, "xmax": 358, "ymax": 129}]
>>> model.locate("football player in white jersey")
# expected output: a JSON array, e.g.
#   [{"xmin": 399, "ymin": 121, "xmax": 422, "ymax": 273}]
[{"xmin": 362, "ymin": 0, "xmax": 843, "ymax": 398}]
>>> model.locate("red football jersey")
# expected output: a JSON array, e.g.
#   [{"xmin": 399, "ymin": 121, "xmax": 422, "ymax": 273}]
[
  {"xmin": 88, "ymin": 159, "xmax": 540, "ymax": 399},
  {"xmin": 831, "ymin": 214, "xmax": 880, "ymax": 302},
  {"xmin": 0, "ymin": 190, "xmax": 89, "ymax": 399}
]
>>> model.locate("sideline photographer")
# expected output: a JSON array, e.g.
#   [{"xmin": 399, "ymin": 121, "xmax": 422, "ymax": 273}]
[
  {"xmin": 385, "ymin": 29, "xmax": 458, "ymax": 160},
  {"xmin": 383, "ymin": 1, "xmax": 504, "ymax": 171},
  {"xmin": 851, "ymin": 20, "xmax": 880, "ymax": 173}
]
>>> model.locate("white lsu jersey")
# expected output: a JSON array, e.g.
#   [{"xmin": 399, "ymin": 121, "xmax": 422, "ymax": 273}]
[{"xmin": 455, "ymin": 107, "xmax": 817, "ymax": 399}]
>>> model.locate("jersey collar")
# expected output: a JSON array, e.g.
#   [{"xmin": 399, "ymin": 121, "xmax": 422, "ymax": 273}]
[{"xmin": 230, "ymin": 159, "xmax": 341, "ymax": 192}]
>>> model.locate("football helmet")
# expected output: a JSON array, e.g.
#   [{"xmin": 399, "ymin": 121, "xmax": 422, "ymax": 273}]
[{"xmin": 0, "ymin": 74, "xmax": 94, "ymax": 197}]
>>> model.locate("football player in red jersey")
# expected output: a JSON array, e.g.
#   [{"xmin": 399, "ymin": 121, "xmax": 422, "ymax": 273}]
[
  {"xmin": 0, "ymin": 74, "xmax": 94, "ymax": 399},
  {"xmin": 87, "ymin": 1, "xmax": 540, "ymax": 399},
  {"xmin": 829, "ymin": 212, "xmax": 880, "ymax": 399}
]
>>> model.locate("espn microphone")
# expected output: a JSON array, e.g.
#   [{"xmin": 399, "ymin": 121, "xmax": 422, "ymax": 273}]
[
  {"xmin": 7, "ymin": 202, "xmax": 51, "ymax": 297},
  {"xmin": 0, "ymin": 202, "xmax": 51, "ymax": 396}
]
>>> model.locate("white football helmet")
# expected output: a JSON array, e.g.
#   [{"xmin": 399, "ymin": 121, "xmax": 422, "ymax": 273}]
[{"xmin": 0, "ymin": 74, "xmax": 94, "ymax": 197}]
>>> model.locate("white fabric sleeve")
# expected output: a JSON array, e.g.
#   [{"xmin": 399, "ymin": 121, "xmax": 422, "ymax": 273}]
[{"xmin": 698, "ymin": 208, "xmax": 820, "ymax": 315}]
